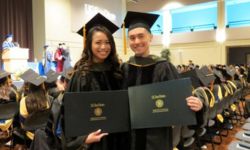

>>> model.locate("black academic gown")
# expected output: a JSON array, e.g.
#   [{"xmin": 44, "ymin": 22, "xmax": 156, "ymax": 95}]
[
  {"xmin": 62, "ymin": 63, "xmax": 129, "ymax": 150},
  {"xmin": 122, "ymin": 55, "xmax": 179, "ymax": 150}
]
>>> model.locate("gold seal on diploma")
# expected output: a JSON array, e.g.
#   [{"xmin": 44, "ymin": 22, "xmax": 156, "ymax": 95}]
[
  {"xmin": 94, "ymin": 107, "xmax": 103, "ymax": 117},
  {"xmin": 152, "ymin": 95, "xmax": 168, "ymax": 113},
  {"xmin": 155, "ymin": 99, "xmax": 164, "ymax": 108}
]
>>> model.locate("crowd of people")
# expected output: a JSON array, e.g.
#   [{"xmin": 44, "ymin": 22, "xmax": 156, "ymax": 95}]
[
  {"xmin": 0, "ymin": 11, "xmax": 250, "ymax": 150},
  {"xmin": 0, "ymin": 33, "xmax": 71, "ymax": 74},
  {"xmin": 43, "ymin": 43, "xmax": 72, "ymax": 74}
]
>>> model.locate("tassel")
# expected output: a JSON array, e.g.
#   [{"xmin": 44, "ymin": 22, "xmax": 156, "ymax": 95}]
[
  {"xmin": 83, "ymin": 26, "xmax": 86, "ymax": 49},
  {"xmin": 122, "ymin": 22, "xmax": 127, "ymax": 55}
]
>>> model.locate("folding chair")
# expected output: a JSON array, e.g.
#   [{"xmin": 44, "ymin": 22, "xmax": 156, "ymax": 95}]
[
  {"xmin": 235, "ymin": 130, "xmax": 250, "ymax": 143},
  {"xmin": 228, "ymin": 140, "xmax": 250, "ymax": 150}
]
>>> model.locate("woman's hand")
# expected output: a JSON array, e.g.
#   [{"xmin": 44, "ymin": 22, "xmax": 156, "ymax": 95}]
[
  {"xmin": 85, "ymin": 129, "xmax": 108, "ymax": 144},
  {"xmin": 186, "ymin": 96, "xmax": 203, "ymax": 112}
]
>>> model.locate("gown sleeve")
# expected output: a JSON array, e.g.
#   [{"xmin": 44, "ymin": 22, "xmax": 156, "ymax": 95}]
[
  {"xmin": 62, "ymin": 71, "xmax": 89, "ymax": 150},
  {"xmin": 153, "ymin": 61, "xmax": 180, "ymax": 82}
]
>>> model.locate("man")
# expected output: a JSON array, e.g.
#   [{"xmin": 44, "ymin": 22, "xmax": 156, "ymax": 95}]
[
  {"xmin": 1, "ymin": 34, "xmax": 16, "ymax": 69},
  {"xmin": 43, "ymin": 45, "xmax": 54, "ymax": 74},
  {"xmin": 2, "ymin": 34, "xmax": 16, "ymax": 50},
  {"xmin": 122, "ymin": 11, "xmax": 203, "ymax": 150},
  {"xmin": 188, "ymin": 60, "xmax": 195, "ymax": 70},
  {"xmin": 61, "ymin": 43, "xmax": 72, "ymax": 71}
]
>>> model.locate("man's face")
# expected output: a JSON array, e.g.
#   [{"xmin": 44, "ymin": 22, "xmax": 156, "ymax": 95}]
[
  {"xmin": 128, "ymin": 27, "xmax": 152, "ymax": 57},
  {"xmin": 7, "ymin": 37, "xmax": 13, "ymax": 42}
]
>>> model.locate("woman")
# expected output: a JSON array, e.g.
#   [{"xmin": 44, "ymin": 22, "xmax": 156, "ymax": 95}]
[
  {"xmin": 62, "ymin": 13, "xmax": 128, "ymax": 150},
  {"xmin": 45, "ymin": 70, "xmax": 61, "ymax": 99},
  {"xmin": 0, "ymin": 71, "xmax": 17, "ymax": 140},
  {"xmin": 0, "ymin": 71, "xmax": 13, "ymax": 101},
  {"xmin": 19, "ymin": 69, "xmax": 50, "ymax": 140}
]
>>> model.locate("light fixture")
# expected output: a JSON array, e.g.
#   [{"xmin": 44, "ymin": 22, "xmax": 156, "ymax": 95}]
[
  {"xmin": 216, "ymin": 29, "xmax": 226, "ymax": 43},
  {"xmin": 162, "ymin": 2, "xmax": 183, "ymax": 10}
]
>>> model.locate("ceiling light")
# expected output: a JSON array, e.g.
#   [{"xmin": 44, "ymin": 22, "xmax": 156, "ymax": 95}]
[{"xmin": 162, "ymin": 2, "xmax": 183, "ymax": 10}]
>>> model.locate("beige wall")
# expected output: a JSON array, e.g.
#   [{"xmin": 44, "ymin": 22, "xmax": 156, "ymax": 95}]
[
  {"xmin": 41, "ymin": 0, "xmax": 126, "ymax": 66},
  {"xmin": 167, "ymin": 27, "xmax": 250, "ymax": 66},
  {"xmin": 44, "ymin": 0, "xmax": 83, "ymax": 65},
  {"xmin": 169, "ymin": 42, "xmax": 223, "ymax": 66},
  {"xmin": 32, "ymin": 0, "xmax": 46, "ymax": 61}
]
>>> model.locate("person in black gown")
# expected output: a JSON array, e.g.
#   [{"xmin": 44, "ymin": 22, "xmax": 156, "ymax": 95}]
[
  {"xmin": 62, "ymin": 13, "xmax": 128, "ymax": 150},
  {"xmin": 121, "ymin": 11, "xmax": 204, "ymax": 150}
]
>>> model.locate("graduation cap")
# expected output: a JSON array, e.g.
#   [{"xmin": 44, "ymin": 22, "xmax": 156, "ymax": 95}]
[
  {"xmin": 180, "ymin": 69, "xmax": 208, "ymax": 88},
  {"xmin": 218, "ymin": 68, "xmax": 233, "ymax": 80},
  {"xmin": 5, "ymin": 33, "xmax": 13, "ymax": 39},
  {"xmin": 20, "ymin": 69, "xmax": 46, "ymax": 86},
  {"xmin": 226, "ymin": 66, "xmax": 236, "ymax": 77},
  {"xmin": 77, "ymin": 13, "xmax": 119, "ymax": 50},
  {"xmin": 0, "ymin": 70, "xmax": 11, "ymax": 79},
  {"xmin": 122, "ymin": 11, "xmax": 159, "ymax": 55},
  {"xmin": 199, "ymin": 66, "xmax": 216, "ymax": 86},
  {"xmin": 213, "ymin": 69, "xmax": 225, "ymax": 82},
  {"xmin": 123, "ymin": 11, "xmax": 159, "ymax": 32},
  {"xmin": 77, "ymin": 13, "xmax": 119, "ymax": 37},
  {"xmin": 45, "ymin": 70, "xmax": 60, "ymax": 83}
]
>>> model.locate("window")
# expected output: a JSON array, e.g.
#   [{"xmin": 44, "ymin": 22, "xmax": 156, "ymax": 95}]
[
  {"xmin": 226, "ymin": 0, "xmax": 250, "ymax": 28},
  {"xmin": 150, "ymin": 11, "xmax": 163, "ymax": 35},
  {"xmin": 170, "ymin": 1, "xmax": 217, "ymax": 33}
]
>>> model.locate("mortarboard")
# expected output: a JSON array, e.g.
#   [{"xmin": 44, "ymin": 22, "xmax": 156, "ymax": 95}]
[
  {"xmin": 77, "ymin": 13, "xmax": 119, "ymax": 50},
  {"xmin": 181, "ymin": 69, "xmax": 209, "ymax": 88},
  {"xmin": 199, "ymin": 66, "xmax": 216, "ymax": 86},
  {"xmin": 123, "ymin": 11, "xmax": 159, "ymax": 33},
  {"xmin": 45, "ymin": 70, "xmax": 60, "ymax": 83},
  {"xmin": 0, "ymin": 70, "xmax": 11, "ymax": 79},
  {"xmin": 20, "ymin": 69, "xmax": 46, "ymax": 86},
  {"xmin": 226, "ymin": 66, "xmax": 236, "ymax": 77},
  {"xmin": 77, "ymin": 13, "xmax": 119, "ymax": 37},
  {"xmin": 218, "ymin": 68, "xmax": 232, "ymax": 80},
  {"xmin": 213, "ymin": 69, "xmax": 225, "ymax": 82},
  {"xmin": 5, "ymin": 34, "xmax": 13, "ymax": 39}
]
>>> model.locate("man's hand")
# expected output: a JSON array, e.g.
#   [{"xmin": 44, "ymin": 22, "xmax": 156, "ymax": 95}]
[
  {"xmin": 85, "ymin": 129, "xmax": 108, "ymax": 144},
  {"xmin": 186, "ymin": 96, "xmax": 203, "ymax": 112}
]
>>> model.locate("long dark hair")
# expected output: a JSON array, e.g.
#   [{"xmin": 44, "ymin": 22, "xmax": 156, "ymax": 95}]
[
  {"xmin": 0, "ymin": 77, "xmax": 8, "ymax": 87},
  {"xmin": 25, "ymin": 83, "xmax": 48, "ymax": 114},
  {"xmin": 0, "ymin": 76, "xmax": 11, "ymax": 100},
  {"xmin": 73, "ymin": 26, "xmax": 121, "ymax": 79},
  {"xmin": 0, "ymin": 75, "xmax": 11, "ymax": 87}
]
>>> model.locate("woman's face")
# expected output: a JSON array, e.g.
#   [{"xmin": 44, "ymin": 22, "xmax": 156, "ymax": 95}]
[
  {"xmin": 91, "ymin": 31, "xmax": 111, "ymax": 63},
  {"xmin": 7, "ymin": 76, "xmax": 12, "ymax": 87}
]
